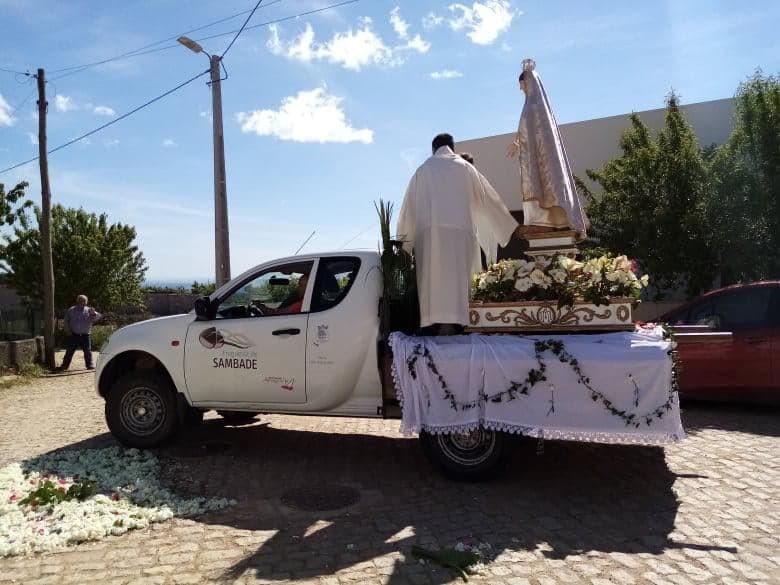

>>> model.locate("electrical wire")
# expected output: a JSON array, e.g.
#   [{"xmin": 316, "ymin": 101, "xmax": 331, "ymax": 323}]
[
  {"xmin": 47, "ymin": 0, "xmax": 286, "ymax": 80},
  {"xmin": 0, "ymin": 66, "xmax": 31, "ymax": 76},
  {"xmin": 221, "ymin": 0, "xmax": 264, "ymax": 58},
  {"xmin": 47, "ymin": 0, "xmax": 360, "ymax": 81},
  {"xmin": 0, "ymin": 68, "xmax": 209, "ymax": 175}
]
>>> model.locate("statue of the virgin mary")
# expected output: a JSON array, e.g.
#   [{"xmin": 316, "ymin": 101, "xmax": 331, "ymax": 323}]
[{"xmin": 506, "ymin": 59, "xmax": 588, "ymax": 239}]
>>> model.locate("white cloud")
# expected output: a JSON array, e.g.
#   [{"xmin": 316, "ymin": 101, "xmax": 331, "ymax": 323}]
[
  {"xmin": 422, "ymin": 12, "xmax": 445, "ymax": 29},
  {"xmin": 0, "ymin": 93, "xmax": 15, "ymax": 127},
  {"xmin": 267, "ymin": 9, "xmax": 429, "ymax": 71},
  {"xmin": 93, "ymin": 105, "xmax": 115, "ymax": 116},
  {"xmin": 162, "ymin": 138, "xmax": 178, "ymax": 147},
  {"xmin": 54, "ymin": 94, "xmax": 77, "ymax": 112},
  {"xmin": 448, "ymin": 1, "xmax": 516, "ymax": 45},
  {"xmin": 27, "ymin": 132, "xmax": 38, "ymax": 145},
  {"xmin": 103, "ymin": 138, "xmax": 120, "ymax": 147},
  {"xmin": 390, "ymin": 6, "xmax": 409, "ymax": 39},
  {"xmin": 430, "ymin": 69, "xmax": 463, "ymax": 80},
  {"xmin": 236, "ymin": 86, "xmax": 373, "ymax": 144}
]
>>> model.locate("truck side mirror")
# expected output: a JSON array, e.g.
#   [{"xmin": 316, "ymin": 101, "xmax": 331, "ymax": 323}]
[{"xmin": 193, "ymin": 296, "xmax": 215, "ymax": 321}]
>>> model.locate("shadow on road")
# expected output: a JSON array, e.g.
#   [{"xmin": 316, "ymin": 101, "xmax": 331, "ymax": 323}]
[
  {"xmin": 682, "ymin": 401, "xmax": 780, "ymax": 437},
  {"xmin": 156, "ymin": 418, "xmax": 735, "ymax": 584},
  {"xmin": 20, "ymin": 409, "xmax": 748, "ymax": 584}
]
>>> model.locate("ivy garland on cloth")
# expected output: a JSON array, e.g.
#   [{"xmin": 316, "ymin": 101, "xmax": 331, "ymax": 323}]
[{"xmin": 406, "ymin": 335, "xmax": 679, "ymax": 428}]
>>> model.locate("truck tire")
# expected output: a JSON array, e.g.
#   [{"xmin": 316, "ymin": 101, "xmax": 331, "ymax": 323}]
[
  {"xmin": 217, "ymin": 411, "xmax": 259, "ymax": 425},
  {"xmin": 419, "ymin": 428, "xmax": 512, "ymax": 481},
  {"xmin": 105, "ymin": 372, "xmax": 179, "ymax": 448}
]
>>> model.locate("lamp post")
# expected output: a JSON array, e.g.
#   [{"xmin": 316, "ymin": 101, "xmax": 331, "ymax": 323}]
[{"xmin": 178, "ymin": 36, "xmax": 231, "ymax": 287}]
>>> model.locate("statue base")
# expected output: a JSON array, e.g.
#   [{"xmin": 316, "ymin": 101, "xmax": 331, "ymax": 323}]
[{"xmin": 521, "ymin": 228, "xmax": 578, "ymax": 258}]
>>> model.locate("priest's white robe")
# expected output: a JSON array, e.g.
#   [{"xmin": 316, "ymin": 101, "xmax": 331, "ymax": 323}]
[{"xmin": 396, "ymin": 146, "xmax": 518, "ymax": 327}]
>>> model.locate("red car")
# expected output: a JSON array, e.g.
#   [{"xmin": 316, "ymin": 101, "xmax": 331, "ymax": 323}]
[{"xmin": 660, "ymin": 281, "xmax": 780, "ymax": 404}]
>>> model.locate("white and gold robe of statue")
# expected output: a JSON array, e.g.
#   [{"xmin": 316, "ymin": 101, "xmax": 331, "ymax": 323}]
[
  {"xmin": 397, "ymin": 146, "xmax": 518, "ymax": 327},
  {"xmin": 516, "ymin": 60, "xmax": 588, "ymax": 237}
]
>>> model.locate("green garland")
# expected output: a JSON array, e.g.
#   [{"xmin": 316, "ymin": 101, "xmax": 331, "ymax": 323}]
[{"xmin": 406, "ymin": 336, "xmax": 678, "ymax": 427}]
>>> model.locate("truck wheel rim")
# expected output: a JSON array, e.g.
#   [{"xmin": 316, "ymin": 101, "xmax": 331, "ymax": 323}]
[
  {"xmin": 120, "ymin": 387, "xmax": 165, "ymax": 436},
  {"xmin": 436, "ymin": 429, "xmax": 496, "ymax": 467}
]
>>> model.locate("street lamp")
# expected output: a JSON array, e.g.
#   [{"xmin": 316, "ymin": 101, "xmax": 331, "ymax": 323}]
[{"xmin": 178, "ymin": 35, "xmax": 231, "ymax": 287}]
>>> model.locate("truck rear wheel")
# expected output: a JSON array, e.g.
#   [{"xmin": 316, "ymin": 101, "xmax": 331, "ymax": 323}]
[
  {"xmin": 105, "ymin": 372, "xmax": 179, "ymax": 448},
  {"xmin": 420, "ymin": 428, "xmax": 511, "ymax": 481}
]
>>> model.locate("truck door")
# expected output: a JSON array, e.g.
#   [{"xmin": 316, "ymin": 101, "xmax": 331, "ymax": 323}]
[{"xmin": 184, "ymin": 260, "xmax": 315, "ymax": 405}]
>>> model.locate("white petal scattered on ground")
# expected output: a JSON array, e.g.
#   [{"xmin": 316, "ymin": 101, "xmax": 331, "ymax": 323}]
[{"xmin": 0, "ymin": 447, "xmax": 234, "ymax": 557}]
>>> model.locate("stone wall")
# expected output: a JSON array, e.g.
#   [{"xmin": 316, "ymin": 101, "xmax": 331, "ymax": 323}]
[
  {"xmin": 0, "ymin": 336, "xmax": 43, "ymax": 369},
  {"xmin": 144, "ymin": 293, "xmax": 198, "ymax": 316}
]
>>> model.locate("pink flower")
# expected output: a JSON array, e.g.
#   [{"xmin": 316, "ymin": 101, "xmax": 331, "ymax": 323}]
[
  {"xmin": 9, "ymin": 494, "xmax": 17, "ymax": 502},
  {"xmin": 58, "ymin": 479, "xmax": 68, "ymax": 485},
  {"xmin": 629, "ymin": 259, "xmax": 638, "ymax": 273},
  {"xmin": 29, "ymin": 479, "xmax": 36, "ymax": 485}
]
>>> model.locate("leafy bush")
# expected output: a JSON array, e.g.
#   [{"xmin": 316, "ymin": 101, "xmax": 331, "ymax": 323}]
[{"xmin": 90, "ymin": 325, "xmax": 116, "ymax": 352}]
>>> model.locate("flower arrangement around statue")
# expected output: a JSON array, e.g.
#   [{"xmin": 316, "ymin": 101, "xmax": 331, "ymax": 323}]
[{"xmin": 469, "ymin": 253, "xmax": 649, "ymax": 332}]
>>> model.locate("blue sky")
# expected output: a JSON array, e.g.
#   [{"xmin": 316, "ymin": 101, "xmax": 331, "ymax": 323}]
[{"xmin": 1, "ymin": 0, "xmax": 779, "ymax": 282}]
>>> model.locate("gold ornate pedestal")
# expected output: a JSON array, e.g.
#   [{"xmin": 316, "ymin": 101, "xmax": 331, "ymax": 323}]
[{"xmin": 467, "ymin": 299, "xmax": 635, "ymax": 333}]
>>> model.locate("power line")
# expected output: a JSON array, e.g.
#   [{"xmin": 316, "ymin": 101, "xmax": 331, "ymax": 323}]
[
  {"xmin": 222, "ymin": 0, "xmax": 264, "ymax": 58},
  {"xmin": 47, "ymin": 0, "xmax": 360, "ymax": 81},
  {"xmin": 0, "ymin": 68, "xmax": 209, "ymax": 175},
  {"xmin": 47, "ymin": 0, "xmax": 286, "ymax": 80},
  {"xmin": 0, "ymin": 66, "xmax": 31, "ymax": 76}
]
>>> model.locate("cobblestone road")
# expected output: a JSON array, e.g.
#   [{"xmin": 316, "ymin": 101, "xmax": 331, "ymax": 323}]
[{"xmin": 0, "ymin": 354, "xmax": 778, "ymax": 585}]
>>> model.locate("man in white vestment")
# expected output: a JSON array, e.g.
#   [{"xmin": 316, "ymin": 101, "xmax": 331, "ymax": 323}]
[{"xmin": 397, "ymin": 133, "xmax": 518, "ymax": 333}]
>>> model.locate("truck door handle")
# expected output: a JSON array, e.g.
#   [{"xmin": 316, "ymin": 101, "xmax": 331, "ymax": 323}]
[{"xmin": 272, "ymin": 328, "xmax": 300, "ymax": 336}]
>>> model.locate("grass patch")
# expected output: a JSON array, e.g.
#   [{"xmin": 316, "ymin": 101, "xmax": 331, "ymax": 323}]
[{"xmin": 0, "ymin": 362, "xmax": 46, "ymax": 391}]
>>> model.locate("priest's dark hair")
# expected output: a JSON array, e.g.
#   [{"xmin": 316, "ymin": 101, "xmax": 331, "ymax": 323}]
[{"xmin": 432, "ymin": 133, "xmax": 454, "ymax": 153}]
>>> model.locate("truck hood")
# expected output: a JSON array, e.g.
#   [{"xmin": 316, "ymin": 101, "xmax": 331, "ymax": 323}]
[{"xmin": 101, "ymin": 313, "xmax": 194, "ymax": 355}]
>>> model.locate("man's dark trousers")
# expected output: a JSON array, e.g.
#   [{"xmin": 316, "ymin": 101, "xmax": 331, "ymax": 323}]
[{"xmin": 61, "ymin": 333, "xmax": 92, "ymax": 369}]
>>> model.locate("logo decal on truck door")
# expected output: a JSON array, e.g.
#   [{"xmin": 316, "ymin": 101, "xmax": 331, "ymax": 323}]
[
  {"xmin": 199, "ymin": 327, "xmax": 255, "ymax": 349},
  {"xmin": 199, "ymin": 327, "xmax": 259, "ymax": 370}
]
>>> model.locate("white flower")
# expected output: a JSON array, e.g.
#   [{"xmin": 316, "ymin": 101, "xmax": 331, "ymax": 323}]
[
  {"xmin": 557, "ymin": 257, "xmax": 583, "ymax": 272},
  {"xmin": 529, "ymin": 268, "xmax": 551, "ymax": 289},
  {"xmin": 640, "ymin": 274, "xmax": 649, "ymax": 287},
  {"xmin": 0, "ymin": 447, "xmax": 234, "ymax": 557},
  {"xmin": 514, "ymin": 277, "xmax": 532, "ymax": 292},
  {"xmin": 549, "ymin": 269, "xmax": 567, "ymax": 284}
]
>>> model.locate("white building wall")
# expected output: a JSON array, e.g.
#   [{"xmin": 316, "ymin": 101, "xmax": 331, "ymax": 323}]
[{"xmin": 457, "ymin": 98, "xmax": 735, "ymax": 211}]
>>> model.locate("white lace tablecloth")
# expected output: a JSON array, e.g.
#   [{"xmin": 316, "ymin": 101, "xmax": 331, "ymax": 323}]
[{"xmin": 389, "ymin": 326, "xmax": 684, "ymax": 445}]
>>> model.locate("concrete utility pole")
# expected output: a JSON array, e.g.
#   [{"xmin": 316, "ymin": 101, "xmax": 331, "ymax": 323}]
[
  {"xmin": 178, "ymin": 36, "xmax": 231, "ymax": 287},
  {"xmin": 36, "ymin": 68, "xmax": 56, "ymax": 369},
  {"xmin": 209, "ymin": 54, "xmax": 230, "ymax": 287}
]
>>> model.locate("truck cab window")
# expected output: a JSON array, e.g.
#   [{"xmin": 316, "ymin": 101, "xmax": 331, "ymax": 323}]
[
  {"xmin": 217, "ymin": 261, "xmax": 314, "ymax": 319},
  {"xmin": 311, "ymin": 257, "xmax": 361, "ymax": 312}
]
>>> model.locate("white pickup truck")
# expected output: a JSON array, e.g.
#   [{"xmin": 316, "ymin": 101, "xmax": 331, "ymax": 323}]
[
  {"xmin": 97, "ymin": 249, "xmax": 694, "ymax": 479},
  {"xmin": 98, "ymin": 251, "xmax": 494, "ymax": 474}
]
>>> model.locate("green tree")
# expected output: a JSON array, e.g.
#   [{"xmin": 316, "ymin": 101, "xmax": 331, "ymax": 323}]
[
  {"xmin": 0, "ymin": 181, "xmax": 32, "ymax": 228},
  {"xmin": 582, "ymin": 94, "xmax": 716, "ymax": 298},
  {"xmin": 707, "ymin": 71, "xmax": 780, "ymax": 283},
  {"xmin": 190, "ymin": 280, "xmax": 217, "ymax": 296},
  {"xmin": 0, "ymin": 205, "xmax": 148, "ymax": 312}
]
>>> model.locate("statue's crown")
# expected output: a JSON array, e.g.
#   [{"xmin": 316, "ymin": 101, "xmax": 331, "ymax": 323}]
[{"xmin": 522, "ymin": 58, "xmax": 536, "ymax": 72}]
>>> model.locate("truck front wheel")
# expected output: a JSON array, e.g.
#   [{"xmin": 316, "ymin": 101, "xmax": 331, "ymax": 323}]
[
  {"xmin": 105, "ymin": 373, "xmax": 179, "ymax": 448},
  {"xmin": 420, "ymin": 428, "xmax": 511, "ymax": 481}
]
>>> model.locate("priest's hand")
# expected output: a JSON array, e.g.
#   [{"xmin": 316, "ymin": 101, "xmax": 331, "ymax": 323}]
[{"xmin": 505, "ymin": 139, "xmax": 520, "ymax": 158}]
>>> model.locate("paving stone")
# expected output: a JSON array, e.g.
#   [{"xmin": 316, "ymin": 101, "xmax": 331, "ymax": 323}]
[{"xmin": 0, "ymin": 370, "xmax": 777, "ymax": 585}]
